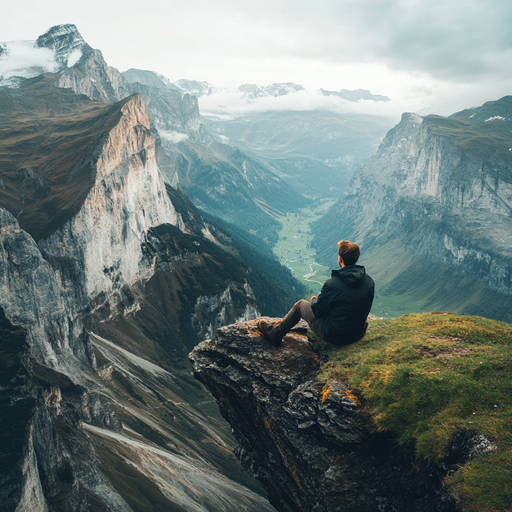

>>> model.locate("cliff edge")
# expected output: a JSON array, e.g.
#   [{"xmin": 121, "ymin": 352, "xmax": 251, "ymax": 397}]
[{"xmin": 190, "ymin": 314, "xmax": 512, "ymax": 512}]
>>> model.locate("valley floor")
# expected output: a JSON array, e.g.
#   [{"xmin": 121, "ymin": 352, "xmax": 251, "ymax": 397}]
[
  {"xmin": 273, "ymin": 204, "xmax": 446, "ymax": 319},
  {"xmin": 272, "ymin": 202, "xmax": 334, "ymax": 299}
]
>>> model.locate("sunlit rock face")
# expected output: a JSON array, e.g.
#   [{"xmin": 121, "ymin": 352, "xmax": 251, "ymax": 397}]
[
  {"xmin": 39, "ymin": 95, "xmax": 178, "ymax": 323},
  {"xmin": 0, "ymin": 86, "xmax": 268, "ymax": 511},
  {"xmin": 0, "ymin": 94, "xmax": 177, "ymax": 369},
  {"xmin": 189, "ymin": 319, "xmax": 472, "ymax": 512}
]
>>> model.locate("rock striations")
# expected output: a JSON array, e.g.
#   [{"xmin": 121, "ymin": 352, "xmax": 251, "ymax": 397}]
[{"xmin": 190, "ymin": 319, "xmax": 472, "ymax": 512}]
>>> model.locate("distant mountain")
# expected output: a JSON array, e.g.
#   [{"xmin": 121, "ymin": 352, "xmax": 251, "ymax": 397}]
[
  {"xmin": 122, "ymin": 68, "xmax": 181, "ymax": 90},
  {"xmin": 35, "ymin": 23, "xmax": 90, "ymax": 67},
  {"xmin": 197, "ymin": 82, "xmax": 393, "ymax": 197},
  {"xmin": 0, "ymin": 24, "xmax": 90, "ymax": 87},
  {"xmin": 312, "ymin": 96, "xmax": 512, "ymax": 321},
  {"xmin": 320, "ymin": 88, "xmax": 390, "ymax": 102},
  {"xmin": 175, "ymin": 78, "xmax": 216, "ymax": 96},
  {"xmin": 238, "ymin": 82, "xmax": 305, "ymax": 99},
  {"xmin": 450, "ymin": 95, "xmax": 512, "ymax": 126},
  {"xmin": 203, "ymin": 109, "xmax": 391, "ymax": 197}
]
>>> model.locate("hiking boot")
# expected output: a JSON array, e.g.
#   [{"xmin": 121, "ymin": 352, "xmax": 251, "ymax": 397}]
[{"xmin": 257, "ymin": 319, "xmax": 282, "ymax": 347}]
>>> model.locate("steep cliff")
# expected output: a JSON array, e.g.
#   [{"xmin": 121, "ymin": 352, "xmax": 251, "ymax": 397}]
[
  {"xmin": 312, "ymin": 97, "xmax": 512, "ymax": 321},
  {"xmin": 34, "ymin": 24, "xmax": 306, "ymax": 238},
  {"xmin": 190, "ymin": 314, "xmax": 512, "ymax": 512},
  {"xmin": 0, "ymin": 77, "xmax": 283, "ymax": 510}
]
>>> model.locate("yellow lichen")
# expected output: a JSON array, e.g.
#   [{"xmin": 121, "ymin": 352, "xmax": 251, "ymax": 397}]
[
  {"xmin": 321, "ymin": 385, "xmax": 331, "ymax": 404},
  {"xmin": 344, "ymin": 389, "xmax": 360, "ymax": 406}
]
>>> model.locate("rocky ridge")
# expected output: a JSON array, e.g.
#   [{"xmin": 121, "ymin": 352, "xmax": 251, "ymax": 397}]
[
  {"xmin": 189, "ymin": 319, "xmax": 499, "ymax": 512},
  {"xmin": 36, "ymin": 25, "xmax": 304, "ymax": 236}
]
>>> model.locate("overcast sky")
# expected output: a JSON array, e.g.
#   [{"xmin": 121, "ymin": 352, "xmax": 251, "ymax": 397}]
[{"xmin": 2, "ymin": 0, "xmax": 512, "ymax": 119}]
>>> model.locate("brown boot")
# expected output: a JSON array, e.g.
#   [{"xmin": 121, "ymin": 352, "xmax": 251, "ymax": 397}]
[{"xmin": 257, "ymin": 320, "xmax": 282, "ymax": 347}]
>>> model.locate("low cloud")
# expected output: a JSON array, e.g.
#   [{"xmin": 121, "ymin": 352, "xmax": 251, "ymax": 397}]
[
  {"xmin": 200, "ymin": 87, "xmax": 434, "ymax": 123},
  {"xmin": 0, "ymin": 41, "xmax": 59, "ymax": 79},
  {"xmin": 159, "ymin": 130, "xmax": 189, "ymax": 143}
]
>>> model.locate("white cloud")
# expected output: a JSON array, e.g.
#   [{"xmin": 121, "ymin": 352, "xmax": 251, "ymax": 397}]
[
  {"xmin": 0, "ymin": 40, "xmax": 59, "ymax": 79},
  {"xmin": 200, "ymin": 83, "xmax": 439, "ymax": 123},
  {"xmin": 159, "ymin": 130, "xmax": 189, "ymax": 143},
  {"xmin": 1, "ymin": 0, "xmax": 511, "ymax": 116}
]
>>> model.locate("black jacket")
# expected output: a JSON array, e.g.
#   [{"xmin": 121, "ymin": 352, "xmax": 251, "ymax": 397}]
[{"xmin": 310, "ymin": 264, "xmax": 374, "ymax": 344}]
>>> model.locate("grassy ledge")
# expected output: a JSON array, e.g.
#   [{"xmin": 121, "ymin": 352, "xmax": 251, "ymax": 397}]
[{"xmin": 316, "ymin": 312, "xmax": 512, "ymax": 510}]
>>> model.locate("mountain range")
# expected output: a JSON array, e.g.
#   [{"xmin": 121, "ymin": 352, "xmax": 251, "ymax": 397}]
[
  {"xmin": 1, "ymin": 25, "xmax": 395, "ymax": 238},
  {"xmin": 2, "ymin": 21, "xmax": 512, "ymax": 512},
  {"xmin": 0, "ymin": 24, "xmax": 312, "ymax": 511},
  {"xmin": 312, "ymin": 96, "xmax": 512, "ymax": 321}
]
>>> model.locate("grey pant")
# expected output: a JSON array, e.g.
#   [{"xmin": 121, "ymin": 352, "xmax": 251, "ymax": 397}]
[{"xmin": 273, "ymin": 299, "xmax": 323, "ymax": 340}]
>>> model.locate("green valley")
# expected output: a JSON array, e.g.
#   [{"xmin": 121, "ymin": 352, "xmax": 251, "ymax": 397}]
[{"xmin": 272, "ymin": 201, "xmax": 335, "ymax": 299}]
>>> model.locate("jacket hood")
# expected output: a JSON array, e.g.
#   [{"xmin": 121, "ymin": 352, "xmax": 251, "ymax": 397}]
[{"xmin": 332, "ymin": 264, "xmax": 367, "ymax": 288}]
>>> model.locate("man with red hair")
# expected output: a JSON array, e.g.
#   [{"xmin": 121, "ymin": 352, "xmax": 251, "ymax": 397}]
[{"xmin": 258, "ymin": 240, "xmax": 374, "ymax": 346}]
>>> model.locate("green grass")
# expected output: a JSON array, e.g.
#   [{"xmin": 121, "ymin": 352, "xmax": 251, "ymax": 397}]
[
  {"xmin": 423, "ymin": 115, "xmax": 512, "ymax": 167},
  {"xmin": 317, "ymin": 312, "xmax": 512, "ymax": 510},
  {"xmin": 273, "ymin": 201, "xmax": 335, "ymax": 297}
]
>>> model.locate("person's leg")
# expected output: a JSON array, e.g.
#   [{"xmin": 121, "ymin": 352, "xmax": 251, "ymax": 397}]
[
  {"xmin": 295, "ymin": 300, "xmax": 323, "ymax": 340},
  {"xmin": 262, "ymin": 299, "xmax": 323, "ymax": 343}
]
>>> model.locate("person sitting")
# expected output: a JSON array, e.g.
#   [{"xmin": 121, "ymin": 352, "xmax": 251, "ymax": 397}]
[{"xmin": 258, "ymin": 240, "xmax": 374, "ymax": 346}]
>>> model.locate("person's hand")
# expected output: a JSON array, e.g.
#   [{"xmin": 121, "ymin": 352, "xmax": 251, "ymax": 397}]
[{"xmin": 310, "ymin": 295, "xmax": 317, "ymax": 301}]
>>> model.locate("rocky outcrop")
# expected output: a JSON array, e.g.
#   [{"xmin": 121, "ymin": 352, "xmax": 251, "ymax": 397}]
[{"xmin": 190, "ymin": 319, "xmax": 472, "ymax": 512}]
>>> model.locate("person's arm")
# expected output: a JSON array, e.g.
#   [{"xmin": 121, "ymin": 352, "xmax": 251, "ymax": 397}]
[{"xmin": 310, "ymin": 281, "xmax": 333, "ymax": 318}]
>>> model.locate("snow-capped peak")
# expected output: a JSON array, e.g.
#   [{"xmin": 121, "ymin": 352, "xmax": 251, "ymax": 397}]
[
  {"xmin": 36, "ymin": 24, "xmax": 90, "ymax": 67},
  {"xmin": 174, "ymin": 79, "xmax": 216, "ymax": 97},
  {"xmin": 0, "ymin": 24, "xmax": 90, "ymax": 87}
]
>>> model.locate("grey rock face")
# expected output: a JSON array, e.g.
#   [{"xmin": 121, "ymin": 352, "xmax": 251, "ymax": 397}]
[
  {"xmin": 122, "ymin": 68, "xmax": 181, "ymax": 91},
  {"xmin": 363, "ymin": 113, "xmax": 512, "ymax": 292},
  {"xmin": 175, "ymin": 79, "xmax": 215, "ymax": 97},
  {"xmin": 190, "ymin": 320, "xmax": 474, "ymax": 512},
  {"xmin": 313, "ymin": 106, "xmax": 512, "ymax": 319},
  {"xmin": 0, "ymin": 89, "xmax": 269, "ymax": 511},
  {"xmin": 36, "ymin": 24, "xmax": 90, "ymax": 67}
]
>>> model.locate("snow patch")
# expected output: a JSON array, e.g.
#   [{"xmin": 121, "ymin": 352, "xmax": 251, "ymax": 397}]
[
  {"xmin": 159, "ymin": 130, "xmax": 189, "ymax": 143},
  {"xmin": 484, "ymin": 116, "xmax": 506, "ymax": 122},
  {"xmin": 66, "ymin": 49, "xmax": 82, "ymax": 67}
]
